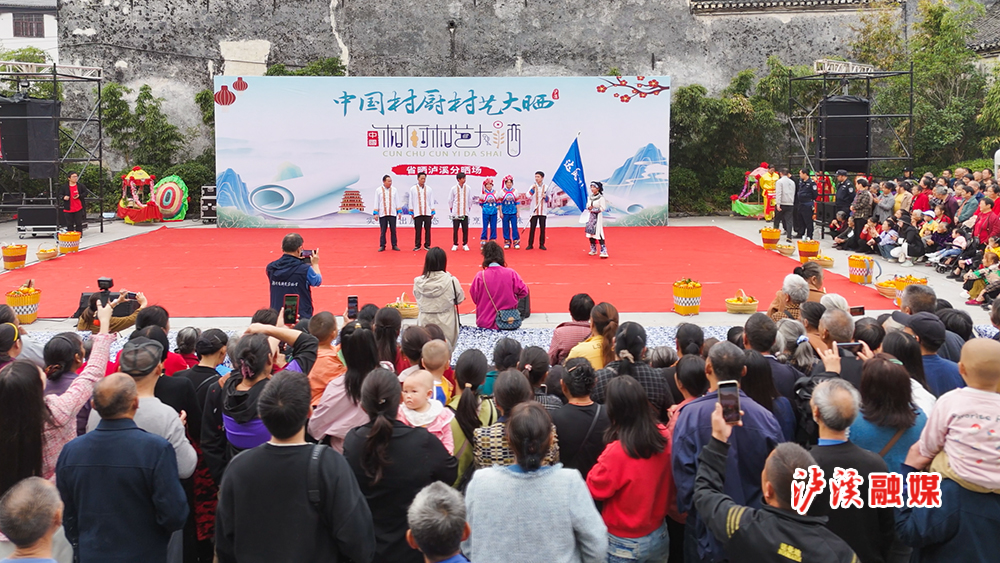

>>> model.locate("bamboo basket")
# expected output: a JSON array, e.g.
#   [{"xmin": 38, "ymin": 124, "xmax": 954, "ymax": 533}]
[
  {"xmin": 876, "ymin": 282, "xmax": 897, "ymax": 300},
  {"xmin": 387, "ymin": 292, "xmax": 419, "ymax": 319},
  {"xmin": 797, "ymin": 239, "xmax": 820, "ymax": 264},
  {"xmin": 57, "ymin": 231, "xmax": 81, "ymax": 254},
  {"xmin": 36, "ymin": 243, "xmax": 58, "ymax": 261},
  {"xmin": 760, "ymin": 228, "xmax": 781, "ymax": 250},
  {"xmin": 775, "ymin": 244, "xmax": 795, "ymax": 256},
  {"xmin": 672, "ymin": 282, "xmax": 702, "ymax": 316},
  {"xmin": 6, "ymin": 286, "xmax": 40, "ymax": 324},
  {"xmin": 808, "ymin": 256, "xmax": 834, "ymax": 268},
  {"xmin": 725, "ymin": 289, "xmax": 759, "ymax": 314},
  {"xmin": 2, "ymin": 244, "xmax": 27, "ymax": 270}
]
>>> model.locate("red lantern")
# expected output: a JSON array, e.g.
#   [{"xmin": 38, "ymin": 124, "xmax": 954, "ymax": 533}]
[
  {"xmin": 552, "ymin": 88, "xmax": 559, "ymax": 100},
  {"xmin": 214, "ymin": 85, "xmax": 236, "ymax": 106},
  {"xmin": 233, "ymin": 77, "xmax": 248, "ymax": 92}
]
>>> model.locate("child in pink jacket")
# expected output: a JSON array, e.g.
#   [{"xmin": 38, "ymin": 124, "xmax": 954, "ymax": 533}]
[{"xmin": 397, "ymin": 370, "xmax": 454, "ymax": 454}]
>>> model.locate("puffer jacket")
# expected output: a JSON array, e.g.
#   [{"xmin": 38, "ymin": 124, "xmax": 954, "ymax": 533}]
[{"xmin": 413, "ymin": 271, "xmax": 465, "ymax": 349}]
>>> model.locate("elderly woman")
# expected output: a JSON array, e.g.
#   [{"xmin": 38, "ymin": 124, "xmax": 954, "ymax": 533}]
[
  {"xmin": 794, "ymin": 261, "xmax": 825, "ymax": 302},
  {"xmin": 768, "ymin": 273, "xmax": 810, "ymax": 322},
  {"xmin": 464, "ymin": 402, "xmax": 607, "ymax": 563},
  {"xmin": 848, "ymin": 353, "xmax": 928, "ymax": 471},
  {"xmin": 473, "ymin": 370, "xmax": 559, "ymax": 468},
  {"xmin": 469, "ymin": 241, "xmax": 528, "ymax": 330}
]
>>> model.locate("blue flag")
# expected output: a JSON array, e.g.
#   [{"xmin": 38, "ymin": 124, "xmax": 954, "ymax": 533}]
[{"xmin": 552, "ymin": 139, "xmax": 587, "ymax": 212}]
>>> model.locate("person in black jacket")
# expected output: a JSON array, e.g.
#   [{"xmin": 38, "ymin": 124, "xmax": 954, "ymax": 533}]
[
  {"xmin": 807, "ymin": 379, "xmax": 898, "ymax": 563},
  {"xmin": 693, "ymin": 402, "xmax": 858, "ymax": 563},
  {"xmin": 834, "ymin": 170, "xmax": 855, "ymax": 216},
  {"xmin": 216, "ymin": 370, "xmax": 375, "ymax": 563},
  {"xmin": 58, "ymin": 172, "xmax": 86, "ymax": 234},
  {"xmin": 742, "ymin": 313, "xmax": 802, "ymax": 403},
  {"xmin": 344, "ymin": 368, "xmax": 458, "ymax": 563},
  {"xmin": 201, "ymin": 324, "xmax": 318, "ymax": 483},
  {"xmin": 795, "ymin": 170, "xmax": 819, "ymax": 239},
  {"xmin": 173, "ymin": 328, "xmax": 229, "ymax": 416}
]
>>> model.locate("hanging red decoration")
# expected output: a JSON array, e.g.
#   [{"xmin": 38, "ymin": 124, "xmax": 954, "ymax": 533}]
[
  {"xmin": 552, "ymin": 88, "xmax": 559, "ymax": 100},
  {"xmin": 232, "ymin": 77, "xmax": 248, "ymax": 92},
  {"xmin": 214, "ymin": 85, "xmax": 236, "ymax": 106}
]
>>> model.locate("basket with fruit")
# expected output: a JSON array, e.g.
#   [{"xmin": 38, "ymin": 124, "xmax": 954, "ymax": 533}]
[
  {"xmin": 775, "ymin": 244, "xmax": 795, "ymax": 256},
  {"xmin": 760, "ymin": 227, "xmax": 782, "ymax": 250},
  {"xmin": 673, "ymin": 279, "xmax": 702, "ymax": 316},
  {"xmin": 725, "ymin": 289, "xmax": 758, "ymax": 314},
  {"xmin": 5, "ymin": 280, "xmax": 40, "ymax": 324},
  {"xmin": 386, "ymin": 292, "xmax": 419, "ymax": 319},
  {"xmin": 808, "ymin": 255, "xmax": 834, "ymax": 268}
]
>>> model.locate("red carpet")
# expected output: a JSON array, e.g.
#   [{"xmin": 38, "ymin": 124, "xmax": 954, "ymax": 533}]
[{"xmin": 0, "ymin": 226, "xmax": 890, "ymax": 318}]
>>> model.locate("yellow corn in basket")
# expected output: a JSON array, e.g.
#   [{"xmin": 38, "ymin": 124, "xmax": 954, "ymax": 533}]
[
  {"xmin": 6, "ymin": 286, "xmax": 40, "ymax": 324},
  {"xmin": 894, "ymin": 276, "xmax": 927, "ymax": 307},
  {"xmin": 760, "ymin": 228, "xmax": 781, "ymax": 250},
  {"xmin": 387, "ymin": 292, "xmax": 419, "ymax": 319},
  {"xmin": 725, "ymin": 289, "xmax": 759, "ymax": 314},
  {"xmin": 2, "ymin": 244, "xmax": 27, "ymax": 270},
  {"xmin": 797, "ymin": 239, "xmax": 820, "ymax": 264},
  {"xmin": 58, "ymin": 231, "xmax": 81, "ymax": 254},
  {"xmin": 36, "ymin": 243, "xmax": 58, "ymax": 262},
  {"xmin": 673, "ymin": 280, "xmax": 702, "ymax": 316}
]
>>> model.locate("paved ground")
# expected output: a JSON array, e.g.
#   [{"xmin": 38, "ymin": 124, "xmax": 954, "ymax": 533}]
[{"xmin": 0, "ymin": 212, "xmax": 989, "ymax": 334}]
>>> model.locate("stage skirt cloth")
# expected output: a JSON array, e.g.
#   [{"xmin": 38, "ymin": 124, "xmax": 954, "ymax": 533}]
[{"xmin": 117, "ymin": 202, "xmax": 163, "ymax": 223}]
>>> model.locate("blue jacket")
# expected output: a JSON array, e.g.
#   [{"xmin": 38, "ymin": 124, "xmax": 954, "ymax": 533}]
[
  {"xmin": 896, "ymin": 464, "xmax": 1000, "ymax": 562},
  {"xmin": 56, "ymin": 418, "xmax": 188, "ymax": 563},
  {"xmin": 672, "ymin": 390, "xmax": 784, "ymax": 563},
  {"xmin": 921, "ymin": 354, "xmax": 964, "ymax": 397},
  {"xmin": 267, "ymin": 254, "xmax": 320, "ymax": 318}
]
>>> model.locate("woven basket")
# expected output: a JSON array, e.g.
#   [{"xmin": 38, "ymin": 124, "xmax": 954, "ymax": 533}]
[
  {"xmin": 57, "ymin": 231, "xmax": 81, "ymax": 254},
  {"xmin": 6, "ymin": 288, "xmax": 40, "ymax": 324},
  {"xmin": 2, "ymin": 243, "xmax": 27, "ymax": 270},
  {"xmin": 387, "ymin": 292, "xmax": 419, "ymax": 319},
  {"xmin": 848, "ymin": 254, "xmax": 878, "ymax": 285},
  {"xmin": 797, "ymin": 239, "xmax": 820, "ymax": 264},
  {"xmin": 808, "ymin": 256, "xmax": 834, "ymax": 268},
  {"xmin": 725, "ymin": 289, "xmax": 759, "ymax": 314},
  {"xmin": 775, "ymin": 245, "xmax": 795, "ymax": 256},
  {"xmin": 36, "ymin": 243, "xmax": 58, "ymax": 262},
  {"xmin": 760, "ymin": 228, "xmax": 781, "ymax": 250},
  {"xmin": 876, "ymin": 283, "xmax": 897, "ymax": 300},
  {"xmin": 672, "ymin": 284, "xmax": 702, "ymax": 316}
]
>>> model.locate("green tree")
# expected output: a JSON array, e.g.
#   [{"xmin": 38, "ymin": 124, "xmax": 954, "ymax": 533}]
[
  {"xmin": 101, "ymin": 83, "xmax": 137, "ymax": 165},
  {"xmin": 194, "ymin": 88, "xmax": 214, "ymax": 128},
  {"xmin": 977, "ymin": 67, "xmax": 1000, "ymax": 153},
  {"xmin": 265, "ymin": 57, "xmax": 346, "ymax": 77},
  {"xmin": 132, "ymin": 85, "xmax": 184, "ymax": 168},
  {"xmin": 849, "ymin": 0, "xmax": 907, "ymax": 70},
  {"xmin": 0, "ymin": 47, "xmax": 60, "ymax": 99}
]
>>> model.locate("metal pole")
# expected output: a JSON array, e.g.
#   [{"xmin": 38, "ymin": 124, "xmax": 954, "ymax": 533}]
[
  {"xmin": 98, "ymin": 79, "xmax": 104, "ymax": 234},
  {"xmin": 909, "ymin": 62, "xmax": 914, "ymax": 169}
]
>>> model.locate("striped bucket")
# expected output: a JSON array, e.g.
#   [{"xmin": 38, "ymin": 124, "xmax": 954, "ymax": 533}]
[
  {"xmin": 760, "ymin": 228, "xmax": 781, "ymax": 250},
  {"xmin": 6, "ymin": 289, "xmax": 40, "ymax": 324},
  {"xmin": 2, "ymin": 244, "xmax": 27, "ymax": 270},
  {"xmin": 673, "ymin": 285, "xmax": 702, "ymax": 316},
  {"xmin": 58, "ymin": 231, "xmax": 81, "ymax": 254},
  {"xmin": 797, "ymin": 240, "xmax": 820, "ymax": 264}
]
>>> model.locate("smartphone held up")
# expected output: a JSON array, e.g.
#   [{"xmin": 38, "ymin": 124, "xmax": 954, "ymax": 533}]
[
  {"xmin": 718, "ymin": 380, "xmax": 741, "ymax": 424},
  {"xmin": 283, "ymin": 294, "xmax": 299, "ymax": 325}
]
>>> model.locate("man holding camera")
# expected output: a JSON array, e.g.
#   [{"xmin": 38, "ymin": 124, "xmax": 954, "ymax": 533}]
[{"xmin": 267, "ymin": 233, "xmax": 321, "ymax": 319}]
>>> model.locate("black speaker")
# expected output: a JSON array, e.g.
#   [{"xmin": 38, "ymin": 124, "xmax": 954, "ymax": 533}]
[
  {"xmin": 0, "ymin": 97, "xmax": 61, "ymax": 179},
  {"xmin": 16, "ymin": 205, "xmax": 59, "ymax": 228},
  {"xmin": 817, "ymin": 95, "xmax": 871, "ymax": 175},
  {"xmin": 72, "ymin": 293, "xmax": 141, "ymax": 319}
]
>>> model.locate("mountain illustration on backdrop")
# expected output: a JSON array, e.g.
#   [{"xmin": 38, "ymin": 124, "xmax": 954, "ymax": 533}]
[{"xmin": 600, "ymin": 143, "xmax": 669, "ymax": 214}]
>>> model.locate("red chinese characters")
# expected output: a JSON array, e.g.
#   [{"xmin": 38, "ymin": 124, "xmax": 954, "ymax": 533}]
[
  {"xmin": 829, "ymin": 468, "xmax": 864, "ymax": 509},
  {"xmin": 907, "ymin": 472, "xmax": 943, "ymax": 508},
  {"xmin": 791, "ymin": 466, "xmax": 826, "ymax": 516},
  {"xmin": 390, "ymin": 164, "xmax": 498, "ymax": 177},
  {"xmin": 868, "ymin": 473, "xmax": 904, "ymax": 508}
]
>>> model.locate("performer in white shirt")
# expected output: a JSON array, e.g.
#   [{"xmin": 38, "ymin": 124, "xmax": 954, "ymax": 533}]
[
  {"xmin": 408, "ymin": 172, "xmax": 434, "ymax": 251},
  {"xmin": 373, "ymin": 175, "xmax": 401, "ymax": 251},
  {"xmin": 449, "ymin": 172, "xmax": 472, "ymax": 251},
  {"xmin": 526, "ymin": 170, "xmax": 550, "ymax": 250}
]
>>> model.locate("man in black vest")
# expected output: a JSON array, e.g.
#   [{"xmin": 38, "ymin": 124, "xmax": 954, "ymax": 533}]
[
  {"xmin": 795, "ymin": 170, "xmax": 818, "ymax": 239},
  {"xmin": 267, "ymin": 233, "xmax": 322, "ymax": 319},
  {"xmin": 834, "ymin": 169, "xmax": 854, "ymax": 216}
]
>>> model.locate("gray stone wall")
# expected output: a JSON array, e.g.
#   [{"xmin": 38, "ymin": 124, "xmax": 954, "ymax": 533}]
[{"xmin": 57, "ymin": 0, "xmax": 907, "ymax": 163}]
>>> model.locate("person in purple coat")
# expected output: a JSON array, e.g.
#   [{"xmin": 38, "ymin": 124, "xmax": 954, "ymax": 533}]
[{"xmin": 469, "ymin": 242, "xmax": 528, "ymax": 330}]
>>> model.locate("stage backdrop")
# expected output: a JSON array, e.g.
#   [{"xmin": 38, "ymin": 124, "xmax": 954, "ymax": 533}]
[{"xmin": 213, "ymin": 76, "xmax": 670, "ymax": 228}]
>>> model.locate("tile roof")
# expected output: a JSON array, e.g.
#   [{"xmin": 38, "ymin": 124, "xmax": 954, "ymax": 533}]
[
  {"xmin": 690, "ymin": 0, "xmax": 881, "ymax": 14},
  {"xmin": 970, "ymin": 3, "xmax": 1000, "ymax": 54}
]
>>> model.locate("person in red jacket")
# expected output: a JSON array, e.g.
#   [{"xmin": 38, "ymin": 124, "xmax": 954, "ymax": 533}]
[
  {"xmin": 587, "ymin": 375, "xmax": 673, "ymax": 561},
  {"xmin": 911, "ymin": 178, "xmax": 934, "ymax": 213},
  {"xmin": 974, "ymin": 198, "xmax": 1000, "ymax": 242}
]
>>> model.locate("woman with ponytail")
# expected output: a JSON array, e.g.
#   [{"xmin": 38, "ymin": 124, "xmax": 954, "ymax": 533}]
[
  {"xmin": 447, "ymin": 349, "xmax": 497, "ymax": 488},
  {"xmin": 344, "ymin": 368, "xmax": 457, "ymax": 563},
  {"xmin": 373, "ymin": 307, "xmax": 406, "ymax": 372},
  {"xmin": 213, "ymin": 334, "xmax": 273, "ymax": 471},
  {"xmin": 658, "ymin": 323, "xmax": 705, "ymax": 404},
  {"xmin": 0, "ymin": 322, "xmax": 23, "ymax": 370},
  {"xmin": 566, "ymin": 302, "xmax": 619, "ymax": 370},
  {"xmin": 463, "ymin": 402, "xmax": 608, "ymax": 563},
  {"xmin": 519, "ymin": 346, "xmax": 561, "ymax": 411},
  {"xmin": 587, "ymin": 376, "xmax": 673, "ymax": 562},
  {"xmin": 775, "ymin": 318, "xmax": 816, "ymax": 374},
  {"xmin": 551, "ymin": 358, "xmax": 610, "ymax": 479},
  {"xmin": 41, "ymin": 333, "xmax": 89, "ymax": 436},
  {"xmin": 592, "ymin": 322, "xmax": 673, "ymax": 422},
  {"xmin": 309, "ymin": 321, "xmax": 380, "ymax": 452}
]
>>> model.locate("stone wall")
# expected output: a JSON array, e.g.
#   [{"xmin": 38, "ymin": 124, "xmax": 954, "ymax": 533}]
[{"xmin": 57, "ymin": 0, "xmax": 908, "ymax": 163}]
